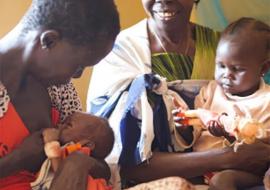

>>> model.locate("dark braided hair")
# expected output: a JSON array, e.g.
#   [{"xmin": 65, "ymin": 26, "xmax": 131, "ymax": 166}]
[
  {"xmin": 222, "ymin": 17, "xmax": 270, "ymax": 55},
  {"xmin": 22, "ymin": 0, "xmax": 120, "ymax": 46}
]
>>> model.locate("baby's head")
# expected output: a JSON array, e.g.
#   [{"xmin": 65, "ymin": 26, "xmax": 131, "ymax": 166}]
[
  {"xmin": 58, "ymin": 112, "xmax": 114, "ymax": 159},
  {"xmin": 215, "ymin": 17, "xmax": 270, "ymax": 96}
]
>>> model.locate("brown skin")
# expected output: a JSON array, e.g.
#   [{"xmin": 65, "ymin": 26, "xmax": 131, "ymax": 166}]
[
  {"xmin": 42, "ymin": 112, "xmax": 112, "ymax": 180},
  {"xmin": 206, "ymin": 30, "xmax": 270, "ymax": 189},
  {"xmin": 121, "ymin": 143, "xmax": 270, "ymax": 183},
  {"xmin": 120, "ymin": 0, "xmax": 270, "ymax": 184},
  {"xmin": 43, "ymin": 111, "xmax": 111, "ymax": 157},
  {"xmin": 209, "ymin": 170, "xmax": 263, "ymax": 190},
  {"xmin": 0, "ymin": 25, "xmax": 113, "ymax": 190},
  {"xmin": 143, "ymin": 0, "xmax": 195, "ymax": 56},
  {"xmin": 58, "ymin": 112, "xmax": 105, "ymax": 146},
  {"xmin": 173, "ymin": 25, "xmax": 270, "ymax": 188},
  {"xmin": 50, "ymin": 153, "xmax": 109, "ymax": 190},
  {"xmin": 215, "ymin": 31, "xmax": 270, "ymax": 97},
  {"xmin": 190, "ymin": 30, "xmax": 270, "ymax": 139}
]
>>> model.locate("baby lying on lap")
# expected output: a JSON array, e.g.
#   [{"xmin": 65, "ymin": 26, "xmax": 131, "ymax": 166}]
[{"xmin": 31, "ymin": 112, "xmax": 114, "ymax": 190}]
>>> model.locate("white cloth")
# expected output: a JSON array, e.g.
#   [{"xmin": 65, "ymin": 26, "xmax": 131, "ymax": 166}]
[
  {"xmin": 193, "ymin": 80, "xmax": 270, "ymax": 151},
  {"xmin": 87, "ymin": 18, "xmax": 191, "ymax": 166},
  {"xmin": 87, "ymin": 19, "xmax": 153, "ymax": 165},
  {"xmin": 31, "ymin": 159, "xmax": 54, "ymax": 190},
  {"xmin": 87, "ymin": 20, "xmax": 157, "ymax": 189}
]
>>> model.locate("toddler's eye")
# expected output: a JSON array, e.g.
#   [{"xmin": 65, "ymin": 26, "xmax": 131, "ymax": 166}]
[
  {"xmin": 232, "ymin": 67, "xmax": 245, "ymax": 72},
  {"xmin": 217, "ymin": 62, "xmax": 225, "ymax": 68}
]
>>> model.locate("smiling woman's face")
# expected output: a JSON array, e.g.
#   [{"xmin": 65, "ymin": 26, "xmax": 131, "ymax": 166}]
[{"xmin": 141, "ymin": 0, "xmax": 193, "ymax": 28}]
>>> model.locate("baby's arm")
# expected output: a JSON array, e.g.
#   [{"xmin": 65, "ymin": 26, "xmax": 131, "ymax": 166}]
[{"xmin": 42, "ymin": 128, "xmax": 62, "ymax": 172}]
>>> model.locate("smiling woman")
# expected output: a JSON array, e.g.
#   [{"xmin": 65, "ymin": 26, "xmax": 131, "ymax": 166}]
[
  {"xmin": 0, "ymin": 0, "xmax": 120, "ymax": 190},
  {"xmin": 87, "ymin": 0, "xmax": 270, "ymax": 189}
]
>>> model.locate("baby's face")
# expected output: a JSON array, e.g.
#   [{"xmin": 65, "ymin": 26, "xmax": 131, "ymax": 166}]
[
  {"xmin": 215, "ymin": 32, "xmax": 268, "ymax": 96},
  {"xmin": 58, "ymin": 112, "xmax": 98, "ymax": 145}
]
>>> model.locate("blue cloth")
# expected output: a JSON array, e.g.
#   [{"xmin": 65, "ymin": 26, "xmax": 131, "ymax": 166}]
[{"xmin": 92, "ymin": 74, "xmax": 172, "ymax": 166}]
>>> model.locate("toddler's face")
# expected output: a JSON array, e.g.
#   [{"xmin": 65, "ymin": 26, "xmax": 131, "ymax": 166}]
[{"xmin": 214, "ymin": 33, "xmax": 268, "ymax": 96}]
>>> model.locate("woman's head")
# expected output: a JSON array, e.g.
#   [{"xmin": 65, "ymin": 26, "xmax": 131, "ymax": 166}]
[
  {"xmin": 20, "ymin": 0, "xmax": 120, "ymax": 86},
  {"xmin": 215, "ymin": 17, "xmax": 270, "ymax": 96},
  {"xmin": 142, "ymin": 0, "xmax": 195, "ymax": 30},
  {"xmin": 58, "ymin": 112, "xmax": 114, "ymax": 159}
]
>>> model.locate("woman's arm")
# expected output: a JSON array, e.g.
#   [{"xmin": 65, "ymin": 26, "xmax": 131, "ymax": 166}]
[
  {"xmin": 0, "ymin": 131, "xmax": 45, "ymax": 178},
  {"xmin": 121, "ymin": 141, "xmax": 270, "ymax": 183},
  {"xmin": 50, "ymin": 153, "xmax": 110, "ymax": 190}
]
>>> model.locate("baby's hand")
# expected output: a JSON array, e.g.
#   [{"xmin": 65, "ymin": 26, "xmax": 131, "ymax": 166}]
[
  {"xmin": 42, "ymin": 128, "xmax": 60, "ymax": 143},
  {"xmin": 264, "ymin": 167, "xmax": 270, "ymax": 190}
]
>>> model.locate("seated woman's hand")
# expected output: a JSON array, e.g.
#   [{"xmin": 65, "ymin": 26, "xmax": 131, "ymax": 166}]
[
  {"xmin": 230, "ymin": 140, "xmax": 270, "ymax": 175},
  {"xmin": 172, "ymin": 108, "xmax": 195, "ymax": 144},
  {"xmin": 50, "ymin": 152, "xmax": 110, "ymax": 190},
  {"xmin": 172, "ymin": 107, "xmax": 190, "ymax": 128}
]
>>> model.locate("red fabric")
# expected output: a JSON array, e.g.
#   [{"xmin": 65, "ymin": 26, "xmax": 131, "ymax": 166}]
[
  {"xmin": 87, "ymin": 176, "xmax": 112, "ymax": 190},
  {"xmin": 0, "ymin": 172, "xmax": 35, "ymax": 190},
  {"xmin": 0, "ymin": 103, "xmax": 61, "ymax": 190},
  {"xmin": 0, "ymin": 103, "xmax": 30, "ymax": 156},
  {"xmin": 204, "ymin": 172, "xmax": 215, "ymax": 184},
  {"xmin": 51, "ymin": 107, "xmax": 60, "ymax": 126},
  {"xmin": 63, "ymin": 144, "xmax": 91, "ymax": 158},
  {"xmin": 62, "ymin": 145, "xmax": 111, "ymax": 190},
  {"xmin": 0, "ymin": 103, "xmax": 34, "ymax": 190}
]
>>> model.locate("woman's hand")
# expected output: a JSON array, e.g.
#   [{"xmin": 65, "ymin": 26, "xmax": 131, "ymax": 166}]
[
  {"xmin": 172, "ymin": 107, "xmax": 190, "ymax": 128},
  {"xmin": 230, "ymin": 141, "xmax": 270, "ymax": 175},
  {"xmin": 0, "ymin": 130, "xmax": 46, "ymax": 178},
  {"xmin": 43, "ymin": 128, "xmax": 60, "ymax": 143},
  {"xmin": 20, "ymin": 131, "xmax": 46, "ymax": 172},
  {"xmin": 172, "ymin": 108, "xmax": 199, "ymax": 144},
  {"xmin": 50, "ymin": 153, "xmax": 110, "ymax": 190}
]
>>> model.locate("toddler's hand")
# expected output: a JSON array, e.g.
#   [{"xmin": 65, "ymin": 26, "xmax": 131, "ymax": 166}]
[
  {"xmin": 192, "ymin": 108, "xmax": 219, "ymax": 126},
  {"xmin": 43, "ymin": 128, "xmax": 60, "ymax": 143},
  {"xmin": 172, "ymin": 108, "xmax": 189, "ymax": 128}
]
